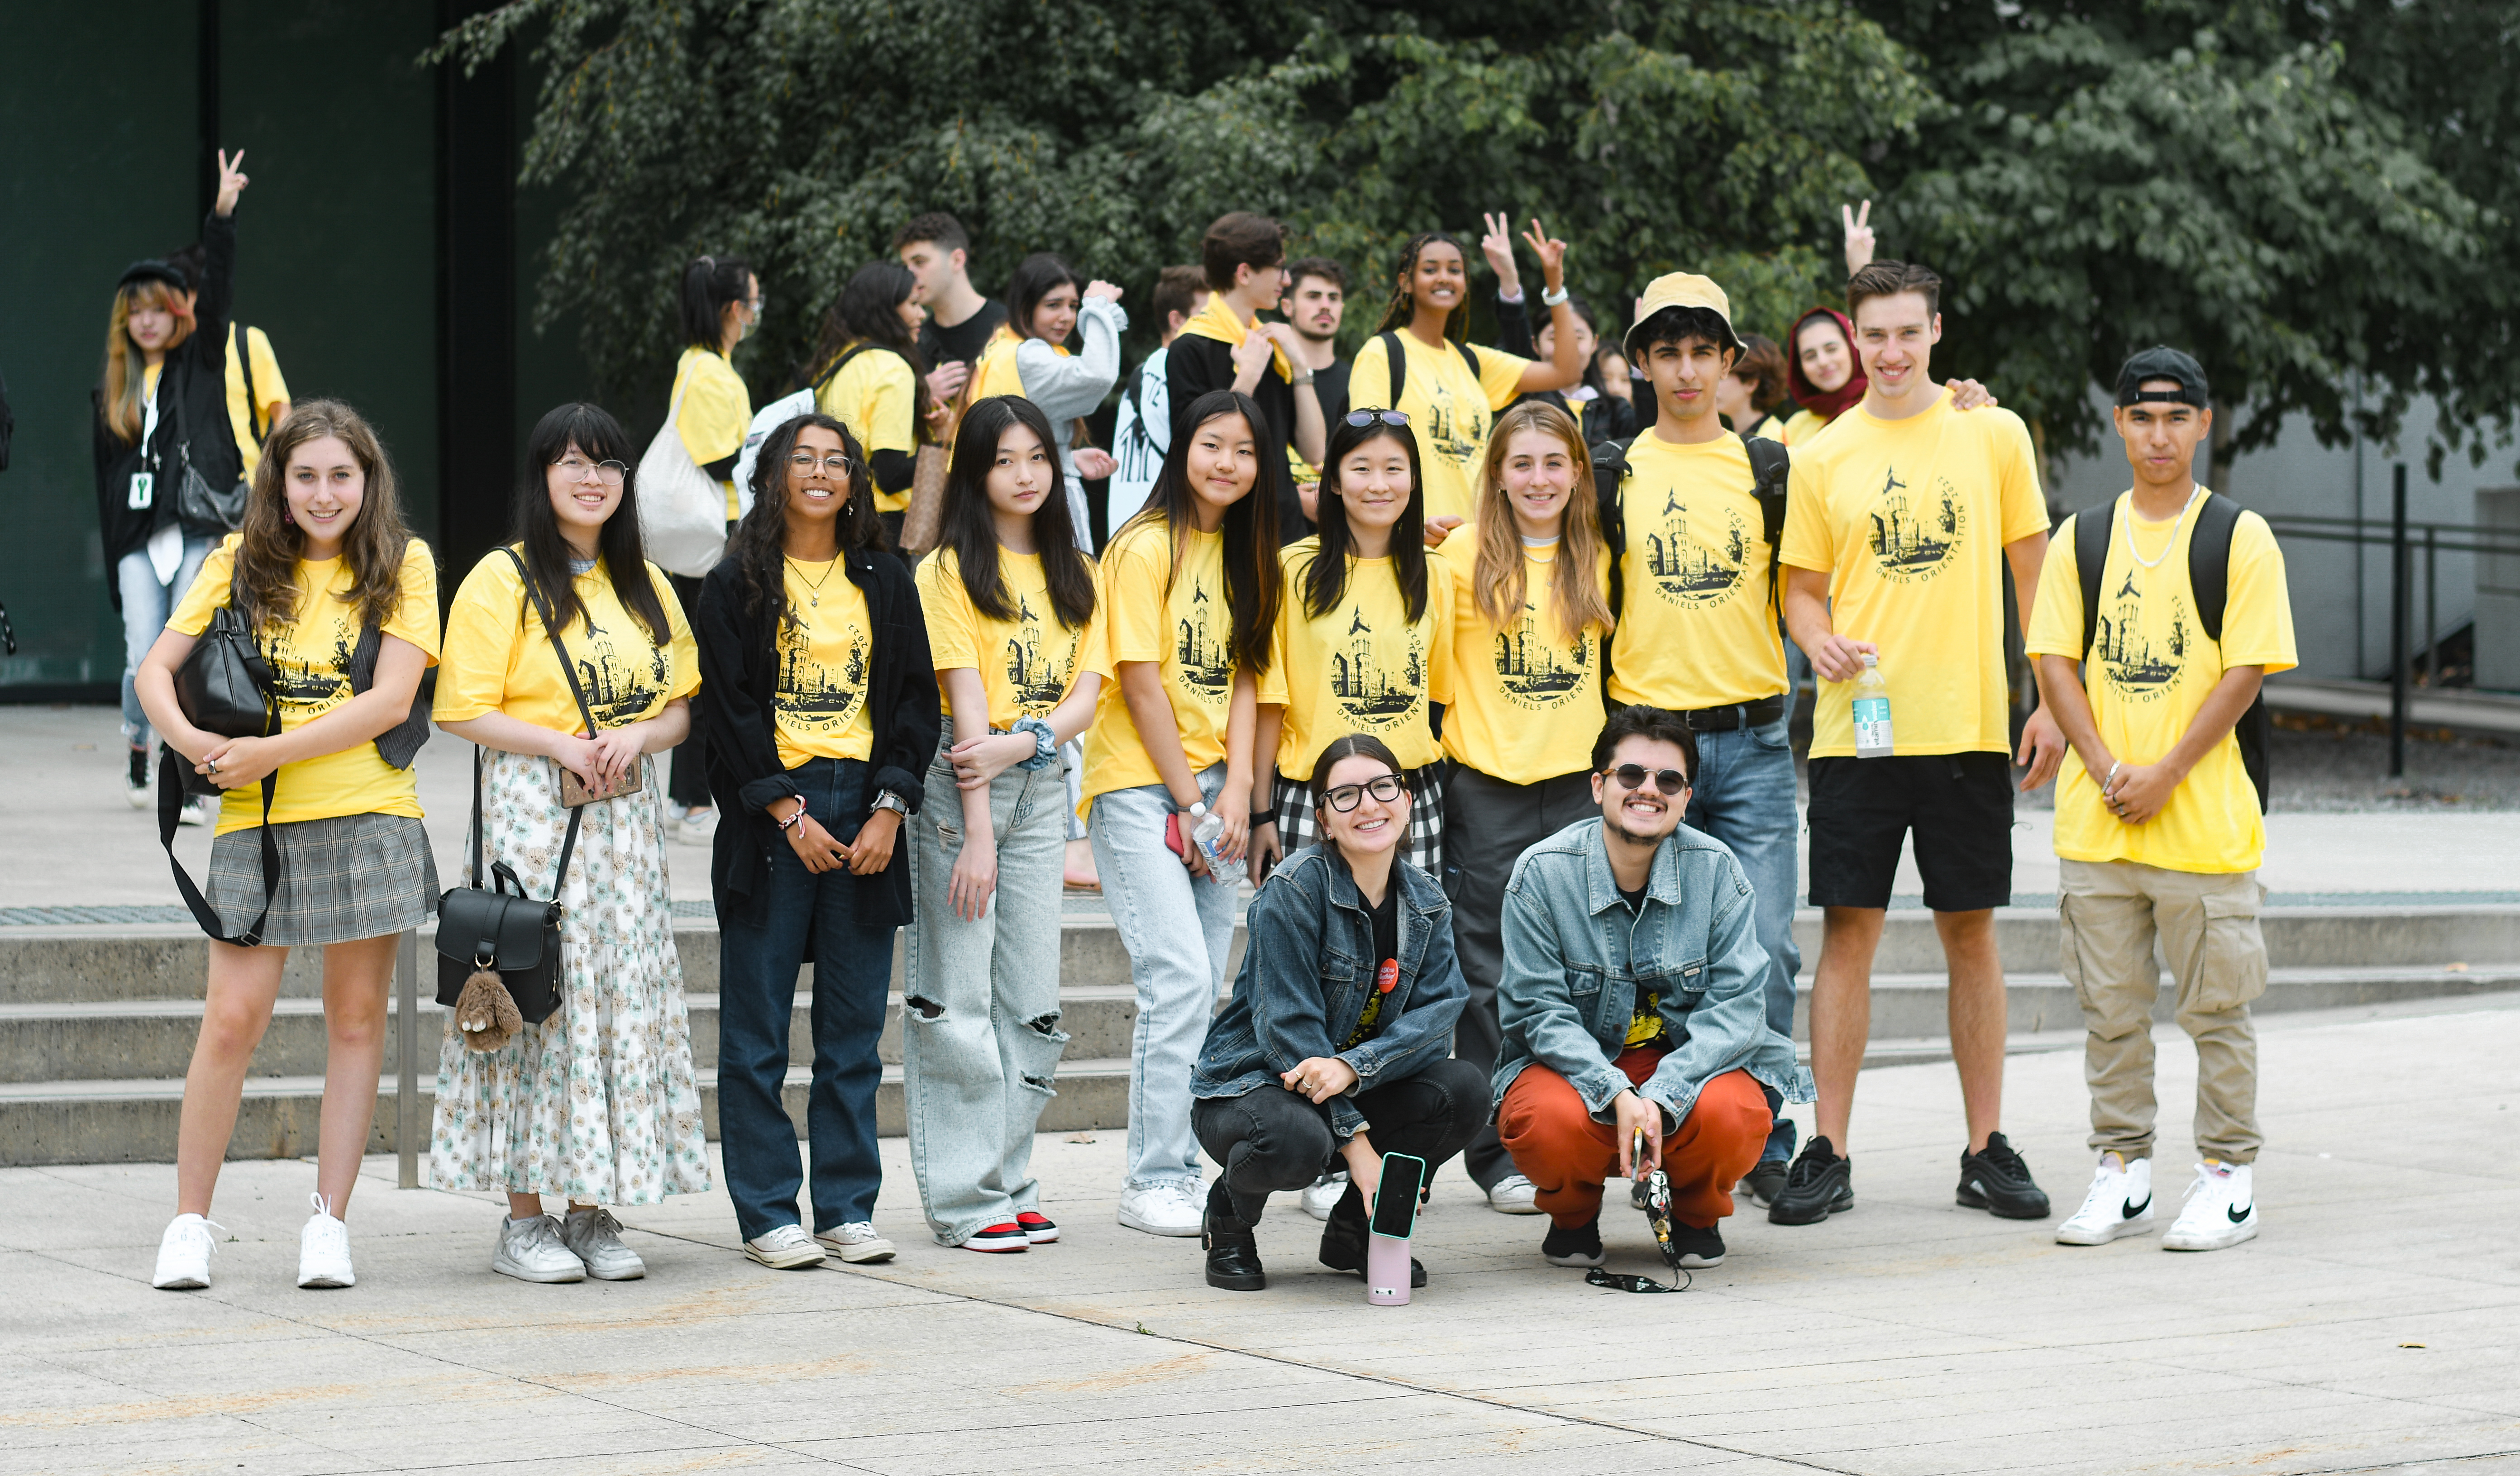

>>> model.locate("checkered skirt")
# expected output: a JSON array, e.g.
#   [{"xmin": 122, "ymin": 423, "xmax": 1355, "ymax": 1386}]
[
  {"xmin": 206, "ymin": 812, "xmax": 439, "ymax": 947},
  {"xmin": 1273, "ymin": 762, "xmax": 1447, "ymax": 876}
]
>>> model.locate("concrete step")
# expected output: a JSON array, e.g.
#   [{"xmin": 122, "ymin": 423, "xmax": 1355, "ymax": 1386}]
[
  {"xmin": 0, "ymin": 1058, "xmax": 1133, "ymax": 1167},
  {"xmin": 1806, "ymin": 963, "xmax": 2520, "ymax": 1038}
]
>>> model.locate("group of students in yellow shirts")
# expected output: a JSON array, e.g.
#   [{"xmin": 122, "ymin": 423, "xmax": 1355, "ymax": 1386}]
[{"xmin": 140, "ymin": 199, "xmax": 2296, "ymax": 1296}]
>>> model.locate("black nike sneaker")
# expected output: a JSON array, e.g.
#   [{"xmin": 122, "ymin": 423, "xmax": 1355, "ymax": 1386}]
[
  {"xmin": 1668, "ymin": 1220, "xmax": 1726, "ymax": 1268},
  {"xmin": 1767, "ymin": 1136, "xmax": 1855, "ymax": 1225},
  {"xmin": 1956, "ymin": 1130, "xmax": 2052, "ymax": 1219},
  {"xmin": 1541, "ymin": 1214, "xmax": 1605, "ymax": 1267}
]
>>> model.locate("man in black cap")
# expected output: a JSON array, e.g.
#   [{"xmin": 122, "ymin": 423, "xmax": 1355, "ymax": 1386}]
[{"xmin": 2022, "ymin": 347, "xmax": 2296, "ymax": 1254}]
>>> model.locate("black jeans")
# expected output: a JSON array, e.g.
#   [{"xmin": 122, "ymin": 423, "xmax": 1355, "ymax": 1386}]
[{"xmin": 1191, "ymin": 1057, "xmax": 1489, "ymax": 1224}]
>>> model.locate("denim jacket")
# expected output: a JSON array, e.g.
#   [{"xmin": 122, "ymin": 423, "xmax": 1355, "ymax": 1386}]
[
  {"xmin": 1192, "ymin": 846, "xmax": 1467, "ymax": 1139},
  {"xmin": 1494, "ymin": 817, "xmax": 1812, "ymax": 1125}
]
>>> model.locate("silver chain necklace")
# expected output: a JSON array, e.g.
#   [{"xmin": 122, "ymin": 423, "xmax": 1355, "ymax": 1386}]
[{"xmin": 2122, "ymin": 485, "xmax": 2204, "ymax": 571}]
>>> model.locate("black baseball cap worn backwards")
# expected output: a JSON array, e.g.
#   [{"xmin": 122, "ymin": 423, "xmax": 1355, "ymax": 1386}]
[{"xmin": 2114, "ymin": 346, "xmax": 2209, "ymax": 409}]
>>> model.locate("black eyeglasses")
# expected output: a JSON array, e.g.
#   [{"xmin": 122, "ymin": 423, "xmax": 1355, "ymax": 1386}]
[
  {"xmin": 788, "ymin": 452, "xmax": 859, "ymax": 477},
  {"xmin": 1321, "ymin": 774, "xmax": 1407, "ymax": 812},
  {"xmin": 1343, "ymin": 408, "xmax": 1410, "ymax": 429},
  {"xmin": 1602, "ymin": 764, "xmax": 1689, "ymax": 796}
]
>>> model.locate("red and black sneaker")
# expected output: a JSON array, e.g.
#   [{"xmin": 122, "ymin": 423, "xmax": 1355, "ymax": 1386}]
[
  {"xmin": 964, "ymin": 1222, "xmax": 1030, "ymax": 1252},
  {"xmin": 1017, "ymin": 1211, "xmax": 1060, "ymax": 1245}
]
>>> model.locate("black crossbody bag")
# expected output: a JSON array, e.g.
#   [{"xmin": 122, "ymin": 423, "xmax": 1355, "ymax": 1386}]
[
  {"xmin": 159, "ymin": 570, "xmax": 282, "ymax": 945},
  {"xmin": 435, "ymin": 550, "xmax": 601, "ymax": 1049}
]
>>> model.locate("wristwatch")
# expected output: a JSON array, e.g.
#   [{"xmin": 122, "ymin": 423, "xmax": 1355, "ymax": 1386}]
[{"xmin": 870, "ymin": 789, "xmax": 908, "ymax": 819}]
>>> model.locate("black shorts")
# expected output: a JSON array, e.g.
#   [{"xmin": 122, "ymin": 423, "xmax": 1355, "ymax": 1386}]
[{"xmin": 1806, "ymin": 752, "xmax": 2014, "ymax": 912}]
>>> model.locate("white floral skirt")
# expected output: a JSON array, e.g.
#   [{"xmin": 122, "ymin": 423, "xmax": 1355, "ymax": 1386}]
[{"xmin": 428, "ymin": 749, "xmax": 711, "ymax": 1205}]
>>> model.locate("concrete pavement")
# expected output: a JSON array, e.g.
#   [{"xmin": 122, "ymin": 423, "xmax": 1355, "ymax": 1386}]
[{"xmin": 8, "ymin": 995, "xmax": 2517, "ymax": 1475}]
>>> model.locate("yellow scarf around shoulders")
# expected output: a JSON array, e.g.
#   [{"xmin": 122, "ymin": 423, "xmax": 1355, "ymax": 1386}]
[{"xmin": 1177, "ymin": 294, "xmax": 1291, "ymax": 383}]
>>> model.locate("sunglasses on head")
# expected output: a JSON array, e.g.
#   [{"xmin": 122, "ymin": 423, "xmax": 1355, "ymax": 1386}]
[
  {"xmin": 1601, "ymin": 764, "xmax": 1689, "ymax": 797},
  {"xmin": 1343, "ymin": 408, "xmax": 1410, "ymax": 429}
]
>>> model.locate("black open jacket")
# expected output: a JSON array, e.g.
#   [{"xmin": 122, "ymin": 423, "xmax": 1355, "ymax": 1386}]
[
  {"xmin": 694, "ymin": 546, "xmax": 941, "ymax": 929},
  {"xmin": 92, "ymin": 211, "xmax": 242, "ymax": 606}
]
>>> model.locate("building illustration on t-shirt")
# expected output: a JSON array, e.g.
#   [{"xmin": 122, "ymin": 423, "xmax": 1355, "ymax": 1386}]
[
  {"xmin": 1002, "ymin": 594, "xmax": 1077, "ymax": 714},
  {"xmin": 1421, "ymin": 384, "xmax": 1484, "ymax": 468},
  {"xmin": 575, "ymin": 614, "xmax": 675, "ymax": 728},
  {"xmin": 1330, "ymin": 608, "xmax": 1425, "ymax": 724},
  {"xmin": 1175, "ymin": 577, "xmax": 1233, "ymax": 702},
  {"xmin": 263, "ymin": 618, "xmax": 355, "ymax": 712},
  {"xmin": 1866, "ymin": 467, "xmax": 1966, "ymax": 581},
  {"xmin": 1493, "ymin": 602, "xmax": 1590, "ymax": 709},
  {"xmin": 774, "ymin": 623, "xmax": 869, "ymax": 733},
  {"xmin": 2095, "ymin": 568, "xmax": 2187, "ymax": 700},
  {"xmin": 1645, "ymin": 492, "xmax": 1747, "ymax": 606}
]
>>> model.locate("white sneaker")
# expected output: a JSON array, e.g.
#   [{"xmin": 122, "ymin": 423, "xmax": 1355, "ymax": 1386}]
[
  {"xmin": 814, "ymin": 1221, "xmax": 896, "ymax": 1263},
  {"xmin": 2163, "ymin": 1161, "xmax": 2258, "ymax": 1252},
  {"xmin": 745, "ymin": 1223, "xmax": 828, "ymax": 1270},
  {"xmin": 560, "ymin": 1205, "xmax": 646, "ymax": 1280},
  {"xmin": 1299, "ymin": 1172, "xmax": 1348, "ymax": 1221},
  {"xmin": 178, "ymin": 795, "xmax": 213, "ymax": 827},
  {"xmin": 2056, "ymin": 1152, "xmax": 2156, "ymax": 1246},
  {"xmin": 679, "ymin": 806, "xmax": 718, "ymax": 842},
  {"xmin": 153, "ymin": 1213, "xmax": 223, "ymax": 1290},
  {"xmin": 297, "ymin": 1193, "xmax": 355, "ymax": 1288},
  {"xmin": 1117, "ymin": 1181, "xmax": 1204, "ymax": 1237},
  {"xmin": 1487, "ymin": 1173, "xmax": 1544, "ymax": 1215},
  {"xmin": 492, "ymin": 1212, "xmax": 586, "ymax": 1282}
]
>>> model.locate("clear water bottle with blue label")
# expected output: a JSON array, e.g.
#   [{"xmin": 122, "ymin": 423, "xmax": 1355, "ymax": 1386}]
[
  {"xmin": 1188, "ymin": 801, "xmax": 1247, "ymax": 886},
  {"xmin": 1852, "ymin": 651, "xmax": 1894, "ymax": 757}
]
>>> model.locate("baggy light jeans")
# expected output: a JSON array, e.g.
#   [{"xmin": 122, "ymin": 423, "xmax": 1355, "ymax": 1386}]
[
  {"xmin": 1091, "ymin": 762, "xmax": 1238, "ymax": 1191},
  {"xmin": 1682, "ymin": 714, "xmax": 1804, "ymax": 1166},
  {"xmin": 902, "ymin": 749, "xmax": 1073, "ymax": 1244},
  {"xmin": 119, "ymin": 538, "xmax": 215, "ymax": 749}
]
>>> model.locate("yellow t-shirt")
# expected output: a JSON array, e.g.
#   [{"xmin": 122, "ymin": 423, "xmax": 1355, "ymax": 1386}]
[
  {"xmin": 1780, "ymin": 407, "xmax": 1832, "ymax": 446},
  {"xmin": 223, "ymin": 325, "xmax": 289, "ymax": 478},
  {"xmin": 167, "ymin": 535, "xmax": 439, "ymax": 835},
  {"xmin": 1780, "ymin": 392, "xmax": 2048, "ymax": 757},
  {"xmin": 2024, "ymin": 492, "xmax": 2297, "ymax": 873},
  {"xmin": 964, "ymin": 327, "xmax": 1026, "ymax": 407},
  {"xmin": 1438, "ymin": 527, "xmax": 1608, "ymax": 785},
  {"xmin": 1607, "ymin": 432, "xmax": 1787, "ymax": 710},
  {"xmin": 1261, "ymin": 539, "xmax": 1455, "ymax": 779},
  {"xmin": 1079, "ymin": 520, "xmax": 1236, "ymax": 810},
  {"xmin": 1750, "ymin": 415, "xmax": 1789, "ymax": 443},
  {"xmin": 819, "ymin": 346, "xmax": 918, "ymax": 514},
  {"xmin": 673, "ymin": 346, "xmax": 751, "ymax": 523},
  {"xmin": 772, "ymin": 559, "xmax": 876, "ymax": 768},
  {"xmin": 1346, "ymin": 333, "xmax": 1532, "ymax": 527},
  {"xmin": 434, "ymin": 548, "xmax": 700, "ymax": 734},
  {"xmin": 916, "ymin": 547, "xmax": 1105, "ymax": 731}
]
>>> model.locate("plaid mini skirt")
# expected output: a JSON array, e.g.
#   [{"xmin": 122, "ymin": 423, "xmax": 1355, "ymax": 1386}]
[
  {"xmin": 1273, "ymin": 762, "xmax": 1447, "ymax": 877},
  {"xmin": 207, "ymin": 812, "xmax": 439, "ymax": 947}
]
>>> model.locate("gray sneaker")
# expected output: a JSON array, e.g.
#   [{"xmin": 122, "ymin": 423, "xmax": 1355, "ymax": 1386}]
[
  {"xmin": 560, "ymin": 1205, "xmax": 647, "ymax": 1280},
  {"xmin": 493, "ymin": 1213, "xmax": 585, "ymax": 1283}
]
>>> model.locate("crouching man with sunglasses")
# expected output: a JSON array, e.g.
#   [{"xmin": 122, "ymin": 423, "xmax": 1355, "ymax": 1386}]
[{"xmin": 1493, "ymin": 705, "xmax": 1813, "ymax": 1270}]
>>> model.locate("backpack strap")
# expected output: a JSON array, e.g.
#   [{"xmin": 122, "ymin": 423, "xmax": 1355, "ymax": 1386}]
[
  {"xmin": 1589, "ymin": 436, "xmax": 1634, "ymax": 624},
  {"xmin": 1458, "ymin": 342, "xmax": 1482, "ymax": 381},
  {"xmin": 1376, "ymin": 330, "xmax": 1406, "ymax": 409},
  {"xmin": 1743, "ymin": 434, "xmax": 1790, "ymax": 611},
  {"xmin": 810, "ymin": 340, "xmax": 880, "ymax": 396},
  {"xmin": 2075, "ymin": 497, "xmax": 2114, "ymax": 665},
  {"xmin": 2186, "ymin": 491, "xmax": 2271, "ymax": 812},
  {"xmin": 234, "ymin": 324, "xmax": 264, "ymax": 445}
]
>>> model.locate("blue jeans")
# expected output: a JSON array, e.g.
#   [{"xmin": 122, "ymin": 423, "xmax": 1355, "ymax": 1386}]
[
  {"xmin": 1091, "ymin": 764, "xmax": 1239, "ymax": 1191},
  {"xmin": 716, "ymin": 757, "xmax": 896, "ymax": 1240},
  {"xmin": 118, "ymin": 538, "xmax": 215, "ymax": 749},
  {"xmin": 1684, "ymin": 714, "xmax": 1803, "ymax": 1166}
]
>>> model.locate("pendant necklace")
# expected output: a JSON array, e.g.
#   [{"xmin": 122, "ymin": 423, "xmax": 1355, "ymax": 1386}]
[{"xmin": 788, "ymin": 555, "xmax": 838, "ymax": 607}]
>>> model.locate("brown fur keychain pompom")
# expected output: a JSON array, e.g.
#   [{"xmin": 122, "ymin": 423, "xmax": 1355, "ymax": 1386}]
[{"xmin": 453, "ymin": 968, "xmax": 522, "ymax": 1052}]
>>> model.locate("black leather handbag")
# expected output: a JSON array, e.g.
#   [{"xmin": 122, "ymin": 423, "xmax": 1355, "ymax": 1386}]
[
  {"xmin": 435, "ymin": 550, "xmax": 595, "ymax": 1050},
  {"xmin": 169, "ymin": 362, "xmax": 248, "ymax": 533},
  {"xmin": 160, "ymin": 571, "xmax": 282, "ymax": 945}
]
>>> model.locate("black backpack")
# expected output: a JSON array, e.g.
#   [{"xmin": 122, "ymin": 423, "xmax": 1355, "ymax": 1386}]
[
  {"xmin": 1589, "ymin": 433, "xmax": 1792, "ymax": 622},
  {"xmin": 2073, "ymin": 491, "xmax": 2271, "ymax": 811},
  {"xmin": 1374, "ymin": 329, "xmax": 1483, "ymax": 409}
]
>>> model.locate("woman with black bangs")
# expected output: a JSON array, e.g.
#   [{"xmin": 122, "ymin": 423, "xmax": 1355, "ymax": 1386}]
[
  {"xmin": 694, "ymin": 413, "xmax": 940, "ymax": 1272},
  {"xmin": 431, "ymin": 402, "xmax": 709, "ymax": 1286},
  {"xmin": 1252, "ymin": 409, "xmax": 1453, "ymax": 885}
]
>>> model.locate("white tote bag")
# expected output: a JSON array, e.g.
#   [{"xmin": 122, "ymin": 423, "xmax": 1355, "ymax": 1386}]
[
  {"xmin": 729, "ymin": 386, "xmax": 818, "ymax": 517},
  {"xmin": 637, "ymin": 379, "xmax": 730, "ymax": 577}
]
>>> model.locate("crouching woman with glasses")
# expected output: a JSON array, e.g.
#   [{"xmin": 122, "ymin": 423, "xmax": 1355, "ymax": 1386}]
[{"xmin": 1187, "ymin": 734, "xmax": 1484, "ymax": 1291}]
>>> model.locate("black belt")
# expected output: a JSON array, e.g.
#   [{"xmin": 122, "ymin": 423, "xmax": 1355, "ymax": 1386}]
[{"xmin": 1676, "ymin": 695, "xmax": 1785, "ymax": 733}]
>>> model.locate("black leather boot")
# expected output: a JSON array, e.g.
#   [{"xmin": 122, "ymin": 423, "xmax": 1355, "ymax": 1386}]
[
  {"xmin": 1203, "ymin": 1180, "xmax": 1266, "ymax": 1291},
  {"xmin": 1317, "ymin": 1181, "xmax": 1425, "ymax": 1287}
]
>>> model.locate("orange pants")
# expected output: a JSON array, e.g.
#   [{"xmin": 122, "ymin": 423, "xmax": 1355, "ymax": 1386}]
[{"xmin": 1498, "ymin": 1053, "xmax": 1771, "ymax": 1228}]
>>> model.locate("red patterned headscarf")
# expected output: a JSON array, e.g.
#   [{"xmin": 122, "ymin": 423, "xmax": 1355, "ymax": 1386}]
[{"xmin": 1785, "ymin": 306, "xmax": 1866, "ymax": 420}]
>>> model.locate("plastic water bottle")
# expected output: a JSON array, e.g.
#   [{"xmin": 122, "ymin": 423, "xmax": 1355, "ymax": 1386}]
[
  {"xmin": 1188, "ymin": 801, "xmax": 1247, "ymax": 886},
  {"xmin": 1852, "ymin": 652, "xmax": 1894, "ymax": 758}
]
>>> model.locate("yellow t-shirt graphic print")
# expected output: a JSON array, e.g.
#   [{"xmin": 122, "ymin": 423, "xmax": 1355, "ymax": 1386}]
[
  {"xmin": 2024, "ymin": 491, "xmax": 2296, "ymax": 874},
  {"xmin": 435, "ymin": 550, "xmax": 700, "ymax": 737},
  {"xmin": 774, "ymin": 560, "xmax": 875, "ymax": 768},
  {"xmin": 1263, "ymin": 542, "xmax": 1454, "ymax": 777},
  {"xmin": 1440, "ymin": 531, "xmax": 1609, "ymax": 785},
  {"xmin": 1608, "ymin": 433, "xmax": 1787, "ymax": 711},
  {"xmin": 1079, "ymin": 522, "xmax": 1236, "ymax": 811},
  {"xmin": 916, "ymin": 548, "xmax": 1102, "ymax": 730},
  {"xmin": 1346, "ymin": 334, "xmax": 1533, "ymax": 527}
]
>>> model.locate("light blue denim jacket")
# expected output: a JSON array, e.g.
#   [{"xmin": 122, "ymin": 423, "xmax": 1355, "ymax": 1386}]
[
  {"xmin": 1192, "ymin": 846, "xmax": 1467, "ymax": 1140},
  {"xmin": 1494, "ymin": 817, "xmax": 1813, "ymax": 1124}
]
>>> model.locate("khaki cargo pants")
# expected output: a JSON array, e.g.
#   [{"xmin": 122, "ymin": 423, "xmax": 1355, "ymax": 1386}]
[{"xmin": 2057, "ymin": 859, "xmax": 2266, "ymax": 1165}]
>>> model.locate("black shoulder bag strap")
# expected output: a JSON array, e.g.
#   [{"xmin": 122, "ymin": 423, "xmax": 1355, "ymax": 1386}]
[
  {"xmin": 491, "ymin": 547, "xmax": 591, "ymax": 899},
  {"xmin": 348, "ymin": 610, "xmax": 433, "ymax": 770},
  {"xmin": 811, "ymin": 340, "xmax": 878, "ymax": 397},
  {"xmin": 1743, "ymin": 433, "xmax": 1791, "ymax": 614},
  {"xmin": 158, "ymin": 569, "xmax": 281, "ymax": 946},
  {"xmin": 235, "ymin": 324, "xmax": 264, "ymax": 446},
  {"xmin": 2188, "ymin": 492, "xmax": 2272, "ymax": 812}
]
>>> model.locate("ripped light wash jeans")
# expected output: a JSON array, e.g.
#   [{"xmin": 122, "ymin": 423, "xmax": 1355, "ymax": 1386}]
[
  {"xmin": 902, "ymin": 749, "xmax": 1072, "ymax": 1244},
  {"xmin": 1092, "ymin": 763, "xmax": 1238, "ymax": 1192}
]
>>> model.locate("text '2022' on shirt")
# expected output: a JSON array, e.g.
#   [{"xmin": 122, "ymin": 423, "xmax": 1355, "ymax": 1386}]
[
  {"xmin": 1609, "ymin": 431, "xmax": 1789, "ymax": 712},
  {"xmin": 916, "ymin": 547, "xmax": 1108, "ymax": 733},
  {"xmin": 434, "ymin": 549, "xmax": 700, "ymax": 735},
  {"xmin": 2025, "ymin": 491, "xmax": 2296, "ymax": 873},
  {"xmin": 1438, "ymin": 529, "xmax": 1610, "ymax": 786},
  {"xmin": 1262, "ymin": 539, "xmax": 1454, "ymax": 780},
  {"xmin": 1780, "ymin": 391, "xmax": 2049, "ymax": 757},
  {"xmin": 168, "ymin": 535, "xmax": 441, "ymax": 835}
]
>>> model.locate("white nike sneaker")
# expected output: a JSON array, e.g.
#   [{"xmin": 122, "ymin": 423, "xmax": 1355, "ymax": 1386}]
[
  {"xmin": 1299, "ymin": 1172, "xmax": 1348, "ymax": 1221},
  {"xmin": 2163, "ymin": 1161, "xmax": 2258, "ymax": 1252},
  {"xmin": 297, "ymin": 1193, "xmax": 355, "ymax": 1288},
  {"xmin": 2056, "ymin": 1152, "xmax": 2156, "ymax": 1246},
  {"xmin": 1117, "ymin": 1181, "xmax": 1203, "ymax": 1237},
  {"xmin": 492, "ymin": 1212, "xmax": 587, "ymax": 1282},
  {"xmin": 153, "ymin": 1213, "xmax": 224, "ymax": 1290}
]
